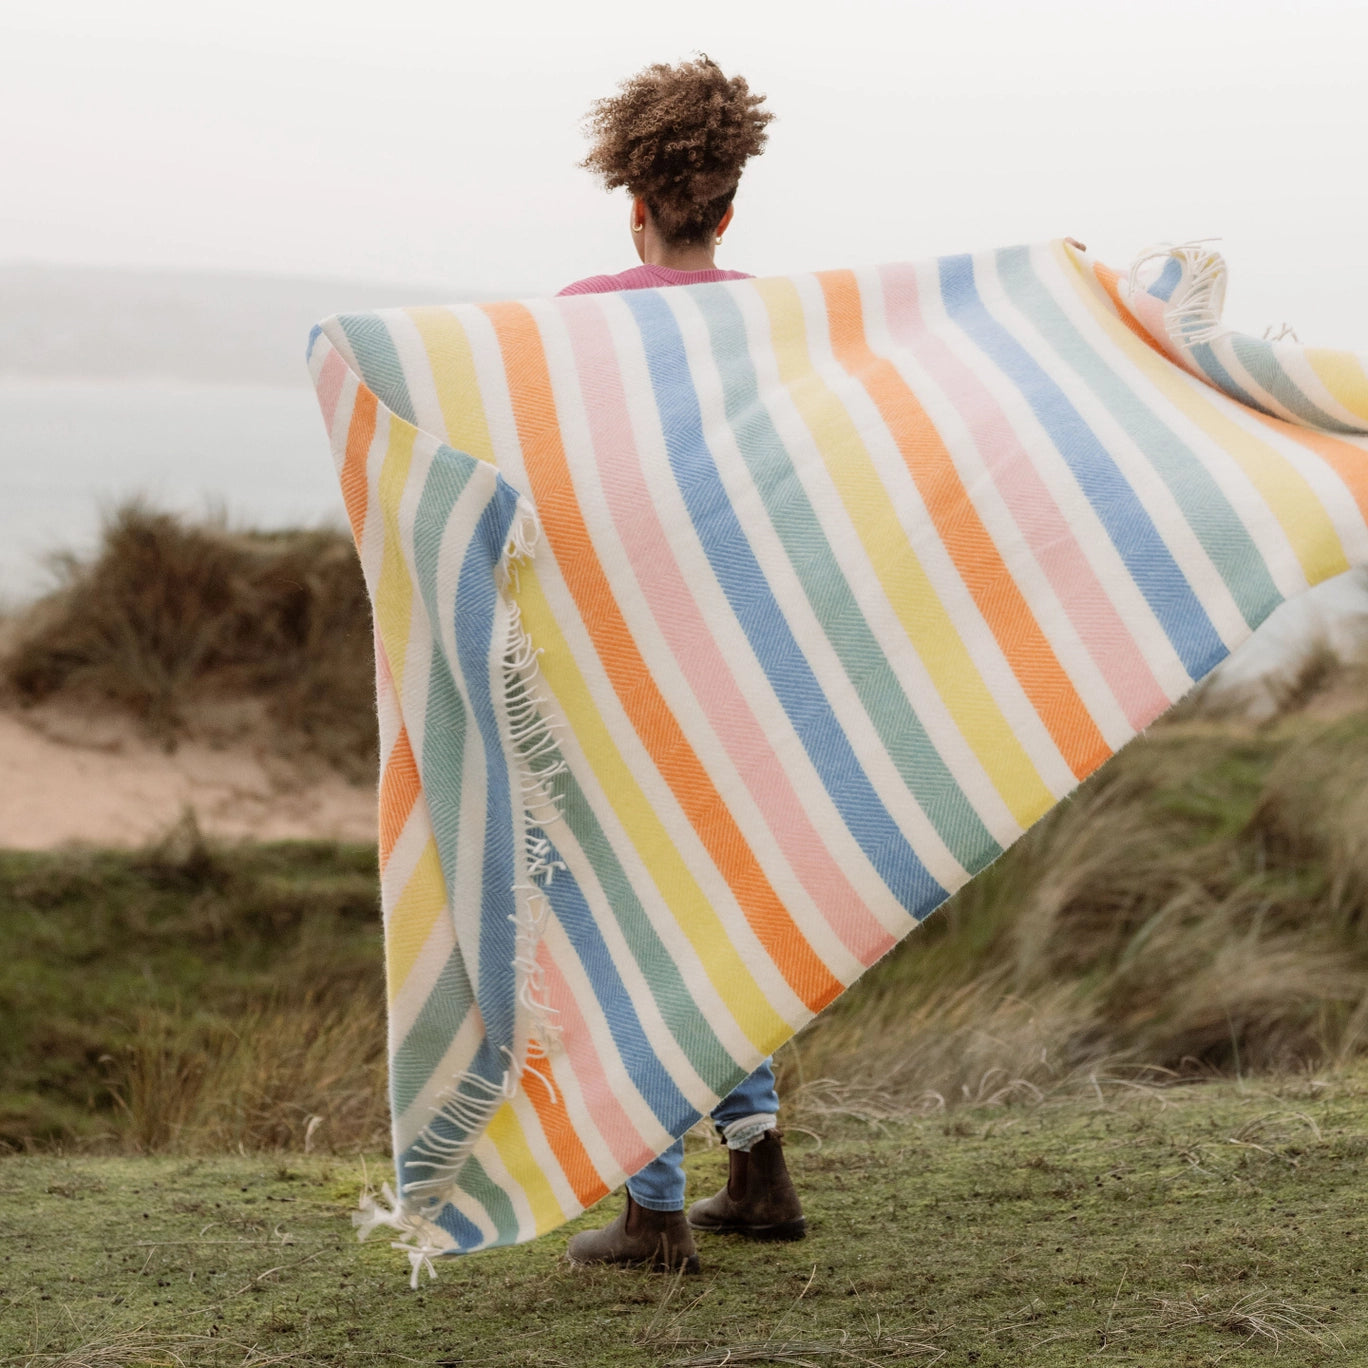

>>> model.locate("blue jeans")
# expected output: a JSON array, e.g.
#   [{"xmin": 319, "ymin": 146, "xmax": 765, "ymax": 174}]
[{"xmin": 627, "ymin": 1058, "xmax": 780, "ymax": 1212}]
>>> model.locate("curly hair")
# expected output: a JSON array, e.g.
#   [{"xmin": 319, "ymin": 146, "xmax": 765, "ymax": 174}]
[{"xmin": 580, "ymin": 57, "xmax": 774, "ymax": 246}]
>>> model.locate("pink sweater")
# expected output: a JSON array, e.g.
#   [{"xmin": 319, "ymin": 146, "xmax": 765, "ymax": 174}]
[{"xmin": 558, "ymin": 263, "xmax": 752, "ymax": 295}]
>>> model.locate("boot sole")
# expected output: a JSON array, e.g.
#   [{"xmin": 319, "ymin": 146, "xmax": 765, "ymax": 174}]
[{"xmin": 686, "ymin": 1216, "xmax": 806, "ymax": 1241}]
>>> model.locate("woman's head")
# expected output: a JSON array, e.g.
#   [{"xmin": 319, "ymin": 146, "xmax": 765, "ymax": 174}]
[{"xmin": 581, "ymin": 57, "xmax": 773, "ymax": 248}]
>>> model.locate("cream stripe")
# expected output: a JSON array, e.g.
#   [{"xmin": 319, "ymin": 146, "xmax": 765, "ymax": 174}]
[
  {"xmin": 560, "ymin": 293, "xmax": 868, "ymax": 979},
  {"xmin": 757, "ymin": 274, "xmax": 1056, "ymax": 828},
  {"xmin": 540, "ymin": 915, "xmax": 678, "ymax": 1156},
  {"xmin": 515, "ymin": 564, "xmax": 797, "ymax": 1050},
  {"xmin": 1061, "ymin": 249, "xmax": 1348, "ymax": 592},
  {"xmin": 976, "ymin": 249, "xmax": 1251, "ymax": 654},
  {"xmin": 1048, "ymin": 250, "xmax": 1308, "ymax": 611},
  {"xmin": 540, "ymin": 800, "xmax": 746, "ymax": 1105}
]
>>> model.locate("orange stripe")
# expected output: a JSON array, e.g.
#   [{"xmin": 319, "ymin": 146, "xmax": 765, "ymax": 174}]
[
  {"xmin": 1250, "ymin": 412, "xmax": 1368, "ymax": 532},
  {"xmin": 1092, "ymin": 261, "xmax": 1171, "ymax": 359},
  {"xmin": 378, "ymin": 725, "xmax": 421, "ymax": 870},
  {"xmin": 480, "ymin": 301, "xmax": 842, "ymax": 1016},
  {"xmin": 521, "ymin": 1048, "xmax": 608, "ymax": 1210},
  {"xmin": 340, "ymin": 384, "xmax": 378, "ymax": 543},
  {"xmin": 818, "ymin": 271, "xmax": 1109, "ymax": 781}
]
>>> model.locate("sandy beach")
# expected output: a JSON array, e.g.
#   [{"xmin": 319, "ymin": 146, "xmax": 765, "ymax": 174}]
[{"xmin": 0, "ymin": 699, "xmax": 374, "ymax": 849}]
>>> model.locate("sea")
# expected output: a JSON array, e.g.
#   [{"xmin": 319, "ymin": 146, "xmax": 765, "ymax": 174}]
[{"xmin": 0, "ymin": 377, "xmax": 344, "ymax": 604}]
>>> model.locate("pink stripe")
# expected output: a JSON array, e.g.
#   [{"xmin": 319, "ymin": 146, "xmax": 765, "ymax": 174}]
[
  {"xmin": 878, "ymin": 264, "xmax": 1168, "ymax": 729},
  {"xmin": 316, "ymin": 346, "xmax": 347, "ymax": 435},
  {"xmin": 537, "ymin": 946, "xmax": 655, "ymax": 1176},
  {"xmin": 561, "ymin": 298, "xmax": 895, "ymax": 967}
]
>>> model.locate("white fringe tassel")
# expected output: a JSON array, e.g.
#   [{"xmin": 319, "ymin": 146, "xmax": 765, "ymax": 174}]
[
  {"xmin": 353, "ymin": 1182, "xmax": 446, "ymax": 1289},
  {"xmin": 1126, "ymin": 239, "xmax": 1229, "ymax": 351}
]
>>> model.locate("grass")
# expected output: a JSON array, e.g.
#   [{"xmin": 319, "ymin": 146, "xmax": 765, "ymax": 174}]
[
  {"xmin": 0, "ymin": 821, "xmax": 386, "ymax": 1153},
  {"xmin": 2, "ymin": 505, "xmax": 375, "ymax": 779},
  {"xmin": 3, "ymin": 1073, "xmax": 1367, "ymax": 1365}
]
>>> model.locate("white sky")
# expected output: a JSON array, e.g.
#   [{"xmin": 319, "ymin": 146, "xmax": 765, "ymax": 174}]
[{"xmin": 3, "ymin": 0, "xmax": 1367, "ymax": 345}]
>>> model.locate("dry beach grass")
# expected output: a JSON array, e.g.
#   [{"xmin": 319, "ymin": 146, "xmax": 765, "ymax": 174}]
[{"xmin": 3, "ymin": 505, "xmax": 376, "ymax": 781}]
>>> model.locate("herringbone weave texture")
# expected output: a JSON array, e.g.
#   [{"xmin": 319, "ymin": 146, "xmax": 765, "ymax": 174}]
[{"xmin": 307, "ymin": 241, "xmax": 1368, "ymax": 1279}]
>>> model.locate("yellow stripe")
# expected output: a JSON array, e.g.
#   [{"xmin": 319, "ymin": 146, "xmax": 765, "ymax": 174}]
[
  {"xmin": 514, "ymin": 568, "xmax": 789, "ymax": 1052},
  {"xmin": 384, "ymin": 838, "xmax": 448, "ymax": 1003},
  {"xmin": 374, "ymin": 421, "xmax": 417, "ymax": 691},
  {"xmin": 754, "ymin": 277, "xmax": 1053, "ymax": 828},
  {"xmin": 407, "ymin": 306, "xmax": 498, "ymax": 463},
  {"xmin": 484, "ymin": 1102, "xmax": 565, "ymax": 1235},
  {"xmin": 1059, "ymin": 244, "xmax": 1349, "ymax": 587},
  {"xmin": 1306, "ymin": 349, "xmax": 1368, "ymax": 425}
]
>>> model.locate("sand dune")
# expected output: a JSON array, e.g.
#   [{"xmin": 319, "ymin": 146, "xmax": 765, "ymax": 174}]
[{"xmin": 0, "ymin": 701, "xmax": 374, "ymax": 849}]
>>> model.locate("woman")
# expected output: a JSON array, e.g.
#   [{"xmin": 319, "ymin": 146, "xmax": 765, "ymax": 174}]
[{"xmin": 560, "ymin": 56, "xmax": 804, "ymax": 1275}]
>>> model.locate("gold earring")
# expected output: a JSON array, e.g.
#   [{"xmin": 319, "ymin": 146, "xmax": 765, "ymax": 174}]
[
  {"xmin": 715, "ymin": 236, "xmax": 723, "ymax": 246},
  {"xmin": 632, "ymin": 222, "xmax": 643, "ymax": 233}
]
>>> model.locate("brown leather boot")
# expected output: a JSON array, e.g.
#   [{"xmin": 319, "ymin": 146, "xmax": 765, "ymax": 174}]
[
  {"xmin": 686, "ymin": 1129, "xmax": 806, "ymax": 1240},
  {"xmin": 566, "ymin": 1193, "xmax": 700, "ymax": 1273}
]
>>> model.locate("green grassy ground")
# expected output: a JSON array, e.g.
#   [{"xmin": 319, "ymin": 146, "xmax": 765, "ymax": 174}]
[
  {"xmin": 3, "ymin": 1074, "xmax": 1364, "ymax": 1367},
  {"xmin": 0, "ymin": 834, "xmax": 386, "ymax": 1152}
]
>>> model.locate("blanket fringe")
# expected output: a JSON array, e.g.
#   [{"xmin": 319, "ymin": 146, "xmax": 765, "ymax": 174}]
[
  {"xmin": 1126, "ymin": 239, "xmax": 1228, "ymax": 350},
  {"xmin": 357, "ymin": 495, "xmax": 571, "ymax": 1276},
  {"xmin": 500, "ymin": 527, "xmax": 567, "ymax": 1058},
  {"xmin": 353, "ymin": 1182, "xmax": 446, "ymax": 1289}
]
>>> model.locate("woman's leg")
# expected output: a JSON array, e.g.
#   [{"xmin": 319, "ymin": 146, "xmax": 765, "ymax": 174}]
[
  {"xmin": 625, "ymin": 1137, "xmax": 686, "ymax": 1211},
  {"xmin": 709, "ymin": 1057, "xmax": 780, "ymax": 1149},
  {"xmin": 688, "ymin": 1057, "xmax": 804, "ymax": 1239}
]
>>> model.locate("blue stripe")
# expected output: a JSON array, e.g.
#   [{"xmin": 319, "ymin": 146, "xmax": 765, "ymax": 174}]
[
  {"xmin": 433, "ymin": 1202, "xmax": 485, "ymax": 1253},
  {"xmin": 1146, "ymin": 256, "xmax": 1183, "ymax": 303},
  {"xmin": 623, "ymin": 289, "xmax": 949, "ymax": 918},
  {"xmin": 940, "ymin": 254, "xmax": 1226, "ymax": 680}
]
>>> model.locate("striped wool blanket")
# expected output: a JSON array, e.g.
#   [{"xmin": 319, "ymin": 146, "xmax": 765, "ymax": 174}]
[{"xmin": 307, "ymin": 240, "xmax": 1368, "ymax": 1281}]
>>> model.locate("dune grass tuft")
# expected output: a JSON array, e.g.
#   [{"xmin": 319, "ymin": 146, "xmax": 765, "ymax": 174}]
[
  {"xmin": 781, "ymin": 686, "xmax": 1368, "ymax": 1118},
  {"xmin": 3, "ymin": 504, "xmax": 375, "ymax": 778}
]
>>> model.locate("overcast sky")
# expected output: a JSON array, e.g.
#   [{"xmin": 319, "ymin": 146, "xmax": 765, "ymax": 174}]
[{"xmin": 4, "ymin": 0, "xmax": 1366, "ymax": 346}]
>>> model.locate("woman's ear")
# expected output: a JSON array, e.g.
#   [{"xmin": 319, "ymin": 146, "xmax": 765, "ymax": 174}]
[
  {"xmin": 630, "ymin": 197, "xmax": 648, "ymax": 261},
  {"xmin": 715, "ymin": 203, "xmax": 735, "ymax": 243}
]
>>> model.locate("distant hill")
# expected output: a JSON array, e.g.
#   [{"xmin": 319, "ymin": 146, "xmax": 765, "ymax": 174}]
[{"xmin": 0, "ymin": 263, "xmax": 504, "ymax": 387}]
